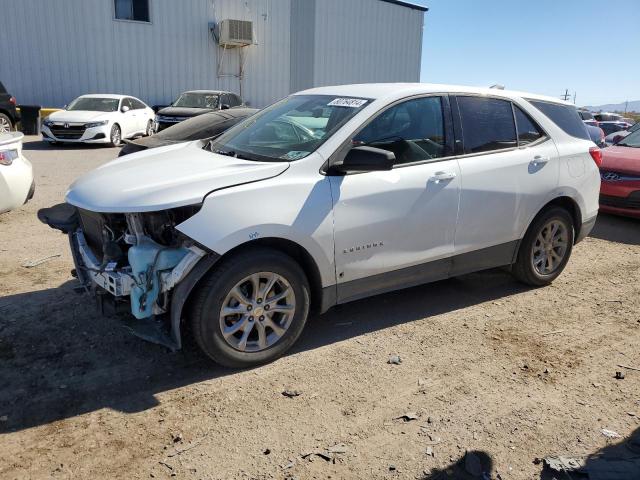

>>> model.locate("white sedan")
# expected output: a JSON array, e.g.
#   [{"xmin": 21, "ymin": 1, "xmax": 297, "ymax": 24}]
[
  {"xmin": 42, "ymin": 94, "xmax": 155, "ymax": 146},
  {"xmin": 0, "ymin": 132, "xmax": 34, "ymax": 214}
]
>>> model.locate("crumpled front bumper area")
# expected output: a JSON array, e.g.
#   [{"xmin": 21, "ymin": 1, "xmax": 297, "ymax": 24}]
[{"xmin": 38, "ymin": 203, "xmax": 208, "ymax": 349}]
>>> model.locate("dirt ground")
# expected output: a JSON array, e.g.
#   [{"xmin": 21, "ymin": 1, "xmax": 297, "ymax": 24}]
[{"xmin": 1, "ymin": 137, "xmax": 639, "ymax": 480}]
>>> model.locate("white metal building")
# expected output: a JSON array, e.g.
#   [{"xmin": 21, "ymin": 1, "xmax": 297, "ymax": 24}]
[{"xmin": 1, "ymin": 0, "xmax": 426, "ymax": 109}]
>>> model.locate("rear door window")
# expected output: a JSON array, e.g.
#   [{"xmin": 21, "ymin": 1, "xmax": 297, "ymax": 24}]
[
  {"xmin": 457, "ymin": 96, "xmax": 517, "ymax": 154},
  {"xmin": 513, "ymin": 105, "xmax": 545, "ymax": 146},
  {"xmin": 131, "ymin": 98, "xmax": 146, "ymax": 110},
  {"xmin": 529, "ymin": 100, "xmax": 590, "ymax": 140}
]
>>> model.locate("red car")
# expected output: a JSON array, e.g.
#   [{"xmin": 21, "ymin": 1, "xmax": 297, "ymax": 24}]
[{"xmin": 599, "ymin": 127, "xmax": 640, "ymax": 218}]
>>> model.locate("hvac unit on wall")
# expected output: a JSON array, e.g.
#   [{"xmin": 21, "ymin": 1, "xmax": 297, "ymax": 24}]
[{"xmin": 218, "ymin": 19, "xmax": 253, "ymax": 47}]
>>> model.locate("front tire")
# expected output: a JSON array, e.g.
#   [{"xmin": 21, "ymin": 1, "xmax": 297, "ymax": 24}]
[
  {"xmin": 0, "ymin": 113, "xmax": 13, "ymax": 133},
  {"xmin": 191, "ymin": 248, "xmax": 310, "ymax": 368},
  {"xmin": 512, "ymin": 207, "xmax": 574, "ymax": 286},
  {"xmin": 146, "ymin": 120, "xmax": 154, "ymax": 137},
  {"xmin": 109, "ymin": 124, "xmax": 122, "ymax": 147}
]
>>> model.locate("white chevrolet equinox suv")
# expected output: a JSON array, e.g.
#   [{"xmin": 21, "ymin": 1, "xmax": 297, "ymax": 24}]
[{"xmin": 39, "ymin": 84, "xmax": 600, "ymax": 368}]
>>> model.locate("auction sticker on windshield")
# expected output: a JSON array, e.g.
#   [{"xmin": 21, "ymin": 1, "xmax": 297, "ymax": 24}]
[{"xmin": 328, "ymin": 98, "xmax": 368, "ymax": 108}]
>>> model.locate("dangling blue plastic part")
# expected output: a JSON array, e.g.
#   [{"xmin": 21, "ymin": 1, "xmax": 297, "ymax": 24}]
[{"xmin": 128, "ymin": 239, "xmax": 189, "ymax": 319}]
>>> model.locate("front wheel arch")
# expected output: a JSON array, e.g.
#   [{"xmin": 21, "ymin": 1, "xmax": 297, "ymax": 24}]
[
  {"xmin": 109, "ymin": 123, "xmax": 122, "ymax": 146},
  {"xmin": 169, "ymin": 237, "xmax": 326, "ymax": 350}
]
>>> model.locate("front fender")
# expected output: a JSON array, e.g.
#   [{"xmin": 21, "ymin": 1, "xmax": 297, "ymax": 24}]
[
  {"xmin": 176, "ymin": 168, "xmax": 336, "ymax": 287},
  {"xmin": 170, "ymin": 253, "xmax": 220, "ymax": 349}
]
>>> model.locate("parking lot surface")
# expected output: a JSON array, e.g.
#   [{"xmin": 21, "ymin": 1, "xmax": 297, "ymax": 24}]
[{"xmin": 1, "ymin": 137, "xmax": 639, "ymax": 479}]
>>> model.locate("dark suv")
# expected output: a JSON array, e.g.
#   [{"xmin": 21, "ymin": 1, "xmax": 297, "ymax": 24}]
[
  {"xmin": 154, "ymin": 90, "xmax": 244, "ymax": 132},
  {"xmin": 0, "ymin": 81, "xmax": 19, "ymax": 133}
]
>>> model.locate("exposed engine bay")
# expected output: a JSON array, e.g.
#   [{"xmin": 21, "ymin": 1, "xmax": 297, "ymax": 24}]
[{"xmin": 38, "ymin": 203, "xmax": 207, "ymax": 341}]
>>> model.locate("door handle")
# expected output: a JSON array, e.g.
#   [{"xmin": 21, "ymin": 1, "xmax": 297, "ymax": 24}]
[
  {"xmin": 429, "ymin": 171, "xmax": 456, "ymax": 184},
  {"xmin": 530, "ymin": 155, "xmax": 549, "ymax": 167}
]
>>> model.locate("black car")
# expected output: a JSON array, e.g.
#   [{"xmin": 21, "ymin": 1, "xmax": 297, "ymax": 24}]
[
  {"xmin": 119, "ymin": 107, "xmax": 257, "ymax": 156},
  {"xmin": 154, "ymin": 90, "xmax": 244, "ymax": 132},
  {"xmin": 0, "ymin": 81, "xmax": 19, "ymax": 133}
]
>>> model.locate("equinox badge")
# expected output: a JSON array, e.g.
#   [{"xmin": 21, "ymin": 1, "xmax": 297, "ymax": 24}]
[{"xmin": 343, "ymin": 241, "xmax": 384, "ymax": 254}]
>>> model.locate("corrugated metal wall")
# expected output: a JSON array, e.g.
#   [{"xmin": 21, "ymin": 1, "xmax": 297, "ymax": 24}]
[
  {"xmin": 1, "ymin": 0, "xmax": 292, "ymax": 108},
  {"xmin": 0, "ymin": 0, "xmax": 423, "ymax": 108},
  {"xmin": 313, "ymin": 0, "xmax": 423, "ymax": 87}
]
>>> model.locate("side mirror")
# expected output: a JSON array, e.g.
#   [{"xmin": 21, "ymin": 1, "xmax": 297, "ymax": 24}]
[
  {"xmin": 330, "ymin": 146, "xmax": 395, "ymax": 174},
  {"xmin": 612, "ymin": 135, "xmax": 623, "ymax": 144},
  {"xmin": 121, "ymin": 105, "xmax": 130, "ymax": 113},
  {"xmin": 221, "ymin": 104, "xmax": 231, "ymax": 110}
]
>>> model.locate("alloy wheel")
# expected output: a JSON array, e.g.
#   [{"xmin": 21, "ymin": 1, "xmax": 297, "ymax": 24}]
[
  {"xmin": 219, "ymin": 272, "xmax": 296, "ymax": 352},
  {"xmin": 111, "ymin": 126, "xmax": 121, "ymax": 145},
  {"xmin": 531, "ymin": 219, "xmax": 569, "ymax": 275},
  {"xmin": 0, "ymin": 117, "xmax": 11, "ymax": 133}
]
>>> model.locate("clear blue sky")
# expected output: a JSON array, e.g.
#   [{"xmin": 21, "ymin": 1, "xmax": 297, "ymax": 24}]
[{"xmin": 412, "ymin": 0, "xmax": 640, "ymax": 107}]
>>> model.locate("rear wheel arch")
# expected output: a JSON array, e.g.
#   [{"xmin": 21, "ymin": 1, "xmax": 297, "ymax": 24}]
[
  {"xmin": 512, "ymin": 206, "xmax": 574, "ymax": 286},
  {"xmin": 521, "ymin": 196, "xmax": 582, "ymax": 250},
  {"xmin": 544, "ymin": 196, "xmax": 582, "ymax": 243}
]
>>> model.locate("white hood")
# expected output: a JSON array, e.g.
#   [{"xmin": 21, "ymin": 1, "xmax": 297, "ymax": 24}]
[
  {"xmin": 65, "ymin": 142, "xmax": 289, "ymax": 213},
  {"xmin": 47, "ymin": 110, "xmax": 113, "ymax": 123}
]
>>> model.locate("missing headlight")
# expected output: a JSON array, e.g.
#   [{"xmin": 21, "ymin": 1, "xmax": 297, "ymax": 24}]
[{"xmin": 141, "ymin": 205, "xmax": 202, "ymax": 247}]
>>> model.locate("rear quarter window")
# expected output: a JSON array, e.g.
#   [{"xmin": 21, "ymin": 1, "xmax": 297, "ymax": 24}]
[{"xmin": 529, "ymin": 100, "xmax": 590, "ymax": 141}]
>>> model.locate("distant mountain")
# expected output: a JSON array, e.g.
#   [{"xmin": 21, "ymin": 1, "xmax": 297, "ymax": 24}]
[{"xmin": 583, "ymin": 100, "xmax": 640, "ymax": 113}]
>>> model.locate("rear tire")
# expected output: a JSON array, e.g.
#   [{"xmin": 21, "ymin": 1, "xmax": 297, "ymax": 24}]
[
  {"xmin": 109, "ymin": 124, "xmax": 122, "ymax": 147},
  {"xmin": 190, "ymin": 248, "xmax": 310, "ymax": 368},
  {"xmin": 512, "ymin": 207, "xmax": 574, "ymax": 286}
]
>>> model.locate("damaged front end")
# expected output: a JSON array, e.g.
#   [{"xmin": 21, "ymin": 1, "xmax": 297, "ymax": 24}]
[{"xmin": 38, "ymin": 203, "xmax": 215, "ymax": 349}]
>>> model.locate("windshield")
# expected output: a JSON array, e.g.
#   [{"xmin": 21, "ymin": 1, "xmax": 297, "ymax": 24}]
[
  {"xmin": 617, "ymin": 129, "xmax": 640, "ymax": 148},
  {"xmin": 208, "ymin": 95, "xmax": 371, "ymax": 162},
  {"xmin": 67, "ymin": 97, "xmax": 119, "ymax": 112},
  {"xmin": 173, "ymin": 93, "xmax": 219, "ymax": 109}
]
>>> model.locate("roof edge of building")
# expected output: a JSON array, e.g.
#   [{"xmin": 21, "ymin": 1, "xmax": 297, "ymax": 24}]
[{"xmin": 379, "ymin": 0, "xmax": 428, "ymax": 12}]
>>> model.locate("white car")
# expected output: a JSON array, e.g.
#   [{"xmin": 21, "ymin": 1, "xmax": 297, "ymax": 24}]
[
  {"xmin": 0, "ymin": 132, "xmax": 34, "ymax": 214},
  {"xmin": 42, "ymin": 94, "xmax": 155, "ymax": 146},
  {"xmin": 39, "ymin": 83, "xmax": 600, "ymax": 368}
]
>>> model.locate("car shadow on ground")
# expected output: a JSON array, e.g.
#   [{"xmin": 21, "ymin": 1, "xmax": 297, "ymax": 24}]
[
  {"xmin": 590, "ymin": 213, "xmax": 640, "ymax": 246},
  {"xmin": 0, "ymin": 268, "xmax": 528, "ymax": 433},
  {"xmin": 1, "ymin": 214, "xmax": 637, "ymax": 434},
  {"xmin": 20, "ymin": 136, "xmax": 121, "ymax": 152},
  {"xmin": 419, "ymin": 427, "xmax": 640, "ymax": 479}
]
